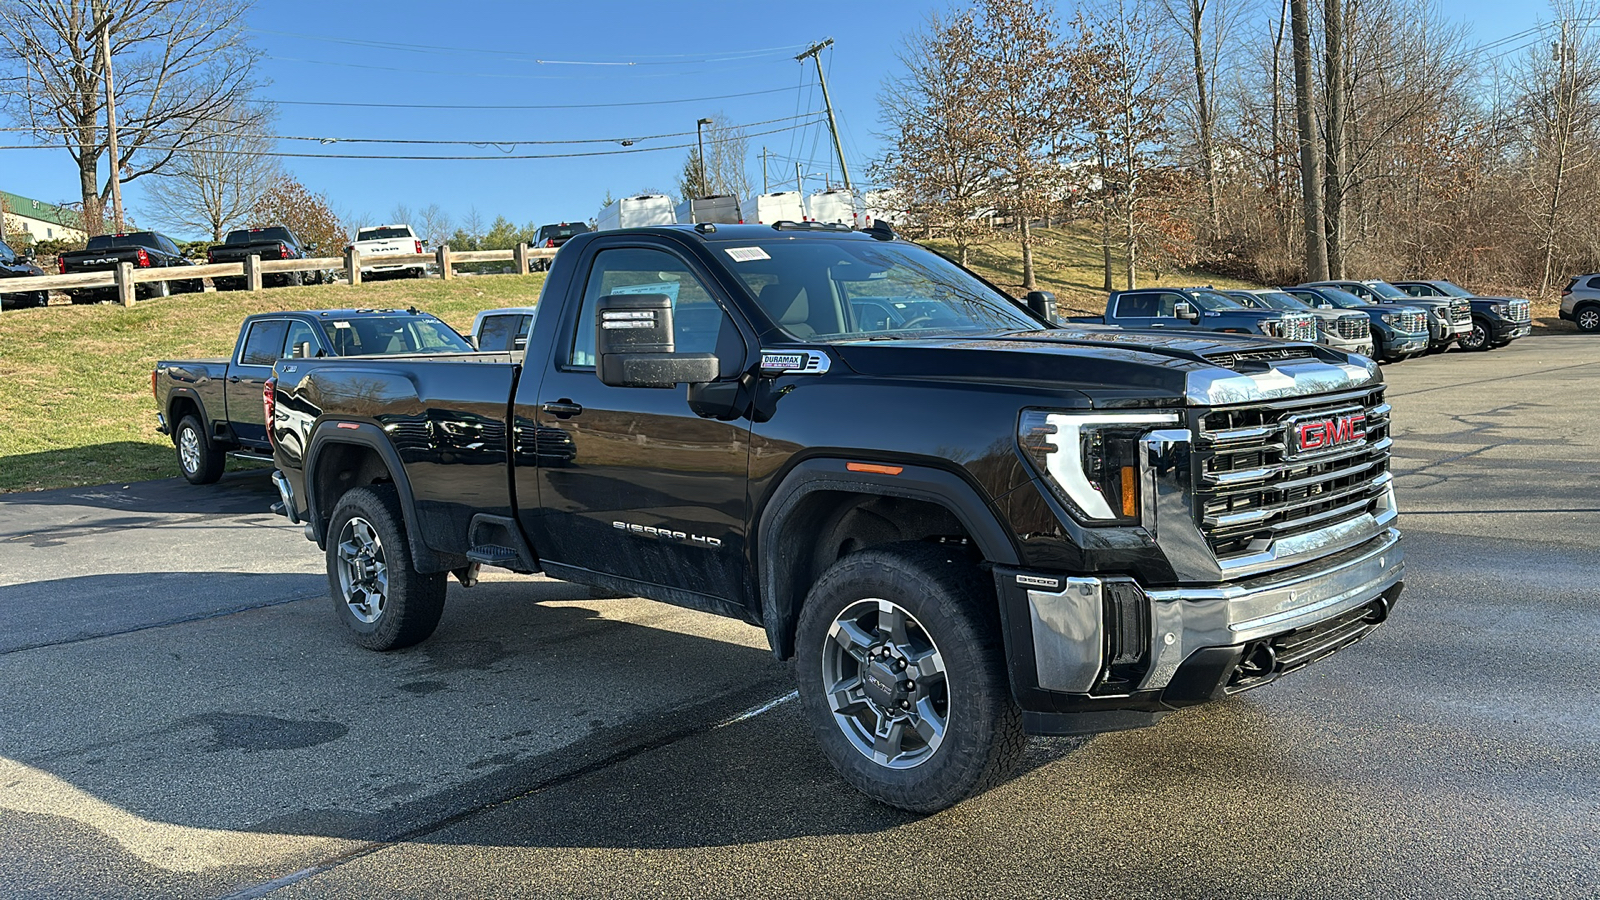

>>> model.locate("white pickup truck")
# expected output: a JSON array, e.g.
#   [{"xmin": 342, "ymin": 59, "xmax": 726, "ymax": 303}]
[{"xmin": 351, "ymin": 224, "xmax": 426, "ymax": 280}]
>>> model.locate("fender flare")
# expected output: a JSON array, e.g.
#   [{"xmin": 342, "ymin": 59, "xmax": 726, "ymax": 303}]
[
  {"xmin": 164, "ymin": 387, "xmax": 215, "ymax": 443},
  {"xmin": 754, "ymin": 457, "xmax": 1020, "ymax": 659},
  {"xmin": 304, "ymin": 420, "xmax": 447, "ymax": 573}
]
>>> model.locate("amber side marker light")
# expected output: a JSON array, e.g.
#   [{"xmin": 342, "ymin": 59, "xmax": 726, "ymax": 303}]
[
  {"xmin": 847, "ymin": 462, "xmax": 904, "ymax": 476},
  {"xmin": 1120, "ymin": 465, "xmax": 1138, "ymax": 518}
]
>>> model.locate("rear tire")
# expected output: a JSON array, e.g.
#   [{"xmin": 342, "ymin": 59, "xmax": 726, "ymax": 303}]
[
  {"xmin": 325, "ymin": 485, "xmax": 447, "ymax": 651},
  {"xmin": 1578, "ymin": 306, "xmax": 1600, "ymax": 333},
  {"xmin": 795, "ymin": 542, "xmax": 1024, "ymax": 813},
  {"xmin": 174, "ymin": 415, "xmax": 225, "ymax": 485}
]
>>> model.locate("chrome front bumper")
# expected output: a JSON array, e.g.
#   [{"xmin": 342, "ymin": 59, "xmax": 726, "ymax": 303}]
[{"xmin": 1021, "ymin": 528, "xmax": 1404, "ymax": 694}]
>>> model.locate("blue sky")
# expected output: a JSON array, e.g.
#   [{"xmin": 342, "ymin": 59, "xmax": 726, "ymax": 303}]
[{"xmin": 0, "ymin": 0, "xmax": 1554, "ymax": 240}]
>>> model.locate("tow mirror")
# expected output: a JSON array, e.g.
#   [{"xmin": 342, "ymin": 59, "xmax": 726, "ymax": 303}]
[
  {"xmin": 595, "ymin": 293, "xmax": 718, "ymax": 388},
  {"xmin": 1174, "ymin": 301, "xmax": 1200, "ymax": 322},
  {"xmin": 293, "ymin": 341, "xmax": 315, "ymax": 359},
  {"xmin": 23, "ymin": 247, "xmax": 36, "ymax": 259},
  {"xmin": 1024, "ymin": 290, "xmax": 1058, "ymax": 324},
  {"xmin": 306, "ymin": 242, "xmax": 318, "ymax": 253}
]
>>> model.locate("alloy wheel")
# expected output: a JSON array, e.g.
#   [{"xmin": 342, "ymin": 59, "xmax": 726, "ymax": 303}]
[
  {"xmin": 821, "ymin": 598, "xmax": 949, "ymax": 769},
  {"xmin": 178, "ymin": 426, "xmax": 201, "ymax": 474},
  {"xmin": 1580, "ymin": 308, "xmax": 1600, "ymax": 332},
  {"xmin": 335, "ymin": 516, "xmax": 389, "ymax": 624}
]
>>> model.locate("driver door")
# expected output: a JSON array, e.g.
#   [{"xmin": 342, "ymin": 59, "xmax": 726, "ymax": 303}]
[{"xmin": 515, "ymin": 241, "xmax": 755, "ymax": 602}]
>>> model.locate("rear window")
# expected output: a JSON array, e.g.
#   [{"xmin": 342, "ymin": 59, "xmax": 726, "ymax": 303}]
[
  {"xmin": 538, "ymin": 224, "xmax": 588, "ymax": 241},
  {"xmin": 319, "ymin": 316, "xmax": 472, "ymax": 356},
  {"xmin": 85, "ymin": 233, "xmax": 160, "ymax": 250},
  {"xmin": 357, "ymin": 227, "xmax": 412, "ymax": 241},
  {"xmin": 227, "ymin": 228, "xmax": 292, "ymax": 245}
]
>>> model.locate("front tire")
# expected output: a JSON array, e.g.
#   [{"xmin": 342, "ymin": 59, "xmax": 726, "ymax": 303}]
[
  {"xmin": 1458, "ymin": 317, "xmax": 1491, "ymax": 351},
  {"xmin": 175, "ymin": 415, "xmax": 225, "ymax": 484},
  {"xmin": 795, "ymin": 542, "xmax": 1024, "ymax": 813},
  {"xmin": 325, "ymin": 485, "xmax": 447, "ymax": 651}
]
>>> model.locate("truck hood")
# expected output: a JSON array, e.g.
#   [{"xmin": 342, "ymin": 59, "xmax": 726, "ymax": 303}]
[{"xmin": 829, "ymin": 328, "xmax": 1380, "ymax": 407}]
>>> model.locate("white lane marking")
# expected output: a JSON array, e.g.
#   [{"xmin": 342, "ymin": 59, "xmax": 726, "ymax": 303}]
[{"xmin": 716, "ymin": 690, "xmax": 798, "ymax": 728}]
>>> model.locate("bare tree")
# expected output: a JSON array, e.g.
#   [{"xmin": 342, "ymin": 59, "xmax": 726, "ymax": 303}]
[
  {"xmin": 140, "ymin": 104, "xmax": 277, "ymax": 240},
  {"xmin": 417, "ymin": 204, "xmax": 453, "ymax": 249},
  {"xmin": 874, "ymin": 10, "xmax": 993, "ymax": 265},
  {"xmin": 968, "ymin": 0, "xmax": 1075, "ymax": 291},
  {"xmin": 1161, "ymin": 0, "xmax": 1239, "ymax": 238},
  {"xmin": 1289, "ymin": 0, "xmax": 1329, "ymax": 279},
  {"xmin": 0, "ymin": 0, "xmax": 263, "ymax": 235},
  {"xmin": 388, "ymin": 203, "xmax": 415, "ymax": 228}
]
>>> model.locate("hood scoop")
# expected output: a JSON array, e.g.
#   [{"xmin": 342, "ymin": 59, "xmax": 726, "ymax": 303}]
[{"xmin": 1204, "ymin": 346, "xmax": 1320, "ymax": 371}]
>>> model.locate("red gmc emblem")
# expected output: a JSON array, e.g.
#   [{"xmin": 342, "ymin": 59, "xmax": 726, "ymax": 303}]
[{"xmin": 1289, "ymin": 411, "xmax": 1367, "ymax": 457}]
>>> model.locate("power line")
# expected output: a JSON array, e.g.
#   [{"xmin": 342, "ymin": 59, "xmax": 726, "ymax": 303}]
[
  {"xmin": 261, "ymin": 85, "xmax": 803, "ymax": 111},
  {"xmin": 260, "ymin": 54, "xmax": 791, "ymax": 81},
  {"xmin": 247, "ymin": 29, "xmax": 813, "ymax": 66},
  {"xmin": 0, "ymin": 119, "xmax": 824, "ymax": 161},
  {"xmin": 0, "ymin": 112, "xmax": 826, "ymax": 148}
]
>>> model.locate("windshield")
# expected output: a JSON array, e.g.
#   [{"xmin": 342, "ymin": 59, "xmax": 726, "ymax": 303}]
[
  {"xmin": 358, "ymin": 227, "xmax": 412, "ymax": 241},
  {"xmin": 1362, "ymin": 281, "xmax": 1410, "ymax": 300},
  {"xmin": 1188, "ymin": 289, "xmax": 1247, "ymax": 311},
  {"xmin": 226, "ymin": 228, "xmax": 292, "ymax": 245},
  {"xmin": 1302, "ymin": 288, "xmax": 1365, "ymax": 309},
  {"xmin": 1232, "ymin": 290, "xmax": 1304, "ymax": 311},
  {"xmin": 319, "ymin": 316, "xmax": 472, "ymax": 356},
  {"xmin": 1425, "ymin": 280, "xmax": 1472, "ymax": 297},
  {"xmin": 724, "ymin": 239, "xmax": 1040, "ymax": 341}
]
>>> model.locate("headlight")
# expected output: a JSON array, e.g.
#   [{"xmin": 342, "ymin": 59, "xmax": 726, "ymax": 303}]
[
  {"xmin": 1490, "ymin": 303, "xmax": 1507, "ymax": 316},
  {"xmin": 1379, "ymin": 312, "xmax": 1395, "ymax": 325},
  {"xmin": 1019, "ymin": 410, "xmax": 1180, "ymax": 524},
  {"xmin": 1259, "ymin": 320, "xmax": 1283, "ymax": 337},
  {"xmin": 1432, "ymin": 308, "xmax": 1447, "ymax": 321},
  {"xmin": 1314, "ymin": 317, "xmax": 1335, "ymax": 333}
]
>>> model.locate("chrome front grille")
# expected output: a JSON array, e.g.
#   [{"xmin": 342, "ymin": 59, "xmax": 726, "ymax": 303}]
[
  {"xmin": 1194, "ymin": 387, "xmax": 1392, "ymax": 561},
  {"xmin": 1334, "ymin": 315, "xmax": 1370, "ymax": 339},
  {"xmin": 1393, "ymin": 310, "xmax": 1427, "ymax": 334},
  {"xmin": 1281, "ymin": 314, "xmax": 1318, "ymax": 342},
  {"xmin": 1449, "ymin": 299, "xmax": 1471, "ymax": 325},
  {"xmin": 1508, "ymin": 299, "xmax": 1531, "ymax": 323}
]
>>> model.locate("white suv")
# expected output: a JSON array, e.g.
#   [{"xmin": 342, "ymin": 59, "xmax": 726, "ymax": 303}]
[{"xmin": 1560, "ymin": 274, "xmax": 1600, "ymax": 333}]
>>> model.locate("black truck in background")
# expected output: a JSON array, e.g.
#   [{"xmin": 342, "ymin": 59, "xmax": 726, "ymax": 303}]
[
  {"xmin": 57, "ymin": 231, "xmax": 200, "ymax": 303},
  {"xmin": 154, "ymin": 309, "xmax": 473, "ymax": 484},
  {"xmin": 268, "ymin": 223, "xmax": 1405, "ymax": 812},
  {"xmin": 209, "ymin": 226, "xmax": 324, "ymax": 290}
]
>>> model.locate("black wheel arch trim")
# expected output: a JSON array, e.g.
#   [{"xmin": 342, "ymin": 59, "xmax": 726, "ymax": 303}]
[
  {"xmin": 754, "ymin": 456, "xmax": 1021, "ymax": 660},
  {"xmin": 165, "ymin": 388, "xmax": 217, "ymax": 446},
  {"xmin": 304, "ymin": 420, "xmax": 448, "ymax": 573}
]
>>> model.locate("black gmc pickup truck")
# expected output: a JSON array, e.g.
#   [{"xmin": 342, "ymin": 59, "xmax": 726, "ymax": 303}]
[
  {"xmin": 268, "ymin": 223, "xmax": 1405, "ymax": 812},
  {"xmin": 155, "ymin": 308, "xmax": 473, "ymax": 484}
]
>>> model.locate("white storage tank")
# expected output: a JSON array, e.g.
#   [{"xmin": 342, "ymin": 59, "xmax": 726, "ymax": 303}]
[
  {"xmin": 595, "ymin": 194, "xmax": 678, "ymax": 231},
  {"xmin": 806, "ymin": 189, "xmax": 858, "ymax": 226},
  {"xmin": 739, "ymin": 191, "xmax": 807, "ymax": 225}
]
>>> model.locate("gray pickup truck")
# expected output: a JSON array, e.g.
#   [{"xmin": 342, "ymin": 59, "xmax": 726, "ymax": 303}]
[
  {"xmin": 153, "ymin": 308, "xmax": 472, "ymax": 484},
  {"xmin": 1072, "ymin": 286, "xmax": 1321, "ymax": 343}
]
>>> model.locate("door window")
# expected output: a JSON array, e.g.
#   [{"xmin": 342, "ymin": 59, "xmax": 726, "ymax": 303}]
[
  {"xmin": 284, "ymin": 321, "xmax": 320, "ymax": 357},
  {"xmin": 477, "ymin": 314, "xmax": 526, "ymax": 352},
  {"xmin": 239, "ymin": 320, "xmax": 289, "ymax": 366},
  {"xmin": 570, "ymin": 247, "xmax": 743, "ymax": 376}
]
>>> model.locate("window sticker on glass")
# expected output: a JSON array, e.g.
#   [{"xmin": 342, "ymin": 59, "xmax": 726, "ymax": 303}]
[{"xmin": 725, "ymin": 246, "xmax": 771, "ymax": 262}]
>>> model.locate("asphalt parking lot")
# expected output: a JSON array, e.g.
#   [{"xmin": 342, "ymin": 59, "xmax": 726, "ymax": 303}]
[{"xmin": 2, "ymin": 336, "xmax": 1598, "ymax": 899}]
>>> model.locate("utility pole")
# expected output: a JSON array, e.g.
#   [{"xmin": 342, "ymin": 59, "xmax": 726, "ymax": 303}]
[
  {"xmin": 94, "ymin": 4, "xmax": 124, "ymax": 233},
  {"xmin": 761, "ymin": 147, "xmax": 770, "ymax": 194},
  {"xmin": 796, "ymin": 39, "xmax": 852, "ymax": 192}
]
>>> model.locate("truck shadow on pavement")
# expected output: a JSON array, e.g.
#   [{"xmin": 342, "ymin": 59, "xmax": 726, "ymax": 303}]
[{"xmin": 0, "ymin": 468, "xmax": 277, "ymax": 522}]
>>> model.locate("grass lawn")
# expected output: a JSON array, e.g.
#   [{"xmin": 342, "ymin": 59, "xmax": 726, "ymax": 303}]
[
  {"xmin": 926, "ymin": 226, "xmax": 1264, "ymax": 314},
  {"xmin": 0, "ymin": 274, "xmax": 545, "ymax": 493}
]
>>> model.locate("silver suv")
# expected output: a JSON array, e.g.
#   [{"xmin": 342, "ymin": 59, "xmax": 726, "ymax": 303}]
[{"xmin": 1560, "ymin": 274, "xmax": 1600, "ymax": 332}]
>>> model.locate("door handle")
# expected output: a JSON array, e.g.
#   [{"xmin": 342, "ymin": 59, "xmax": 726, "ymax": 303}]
[
  {"xmin": 228, "ymin": 376, "xmax": 242, "ymax": 383},
  {"xmin": 541, "ymin": 400, "xmax": 582, "ymax": 418}
]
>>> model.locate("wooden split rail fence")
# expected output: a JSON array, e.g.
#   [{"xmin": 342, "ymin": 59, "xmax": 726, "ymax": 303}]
[{"xmin": 0, "ymin": 244, "xmax": 557, "ymax": 309}]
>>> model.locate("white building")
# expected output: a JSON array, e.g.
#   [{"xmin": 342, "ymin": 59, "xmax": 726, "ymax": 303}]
[{"xmin": 1, "ymin": 191, "xmax": 87, "ymax": 245}]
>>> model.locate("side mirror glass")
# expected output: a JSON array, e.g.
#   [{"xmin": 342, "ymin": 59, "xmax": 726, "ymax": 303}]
[
  {"xmin": 306, "ymin": 243, "xmax": 318, "ymax": 252},
  {"xmin": 595, "ymin": 293, "xmax": 718, "ymax": 388},
  {"xmin": 1024, "ymin": 290, "xmax": 1057, "ymax": 324},
  {"xmin": 23, "ymin": 247, "xmax": 36, "ymax": 259},
  {"xmin": 1174, "ymin": 301, "xmax": 1199, "ymax": 322}
]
